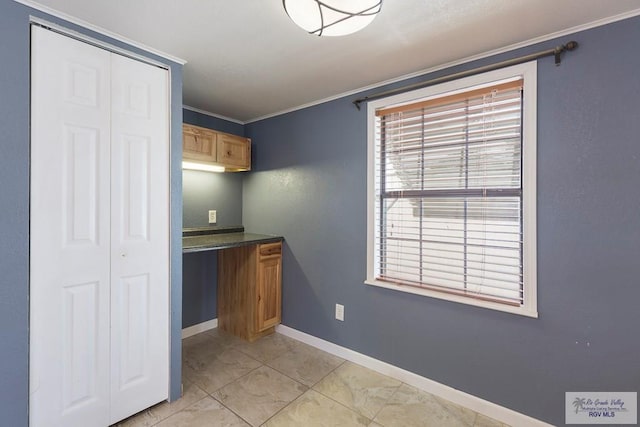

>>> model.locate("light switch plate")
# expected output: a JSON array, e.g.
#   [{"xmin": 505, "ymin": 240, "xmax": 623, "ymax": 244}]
[
  {"xmin": 335, "ymin": 304, "xmax": 344, "ymax": 321},
  {"xmin": 208, "ymin": 210, "xmax": 217, "ymax": 224}
]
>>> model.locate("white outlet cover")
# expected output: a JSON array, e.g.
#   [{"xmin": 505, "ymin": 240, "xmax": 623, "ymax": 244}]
[
  {"xmin": 335, "ymin": 304, "xmax": 344, "ymax": 321},
  {"xmin": 208, "ymin": 210, "xmax": 217, "ymax": 223}
]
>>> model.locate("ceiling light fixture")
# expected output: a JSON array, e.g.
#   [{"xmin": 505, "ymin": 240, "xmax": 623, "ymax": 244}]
[{"xmin": 282, "ymin": 0, "xmax": 382, "ymax": 37}]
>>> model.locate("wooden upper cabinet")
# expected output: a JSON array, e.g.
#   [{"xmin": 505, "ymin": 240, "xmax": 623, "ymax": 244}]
[
  {"xmin": 217, "ymin": 132, "xmax": 251, "ymax": 170},
  {"xmin": 183, "ymin": 124, "xmax": 217, "ymax": 163},
  {"xmin": 182, "ymin": 123, "xmax": 251, "ymax": 171}
]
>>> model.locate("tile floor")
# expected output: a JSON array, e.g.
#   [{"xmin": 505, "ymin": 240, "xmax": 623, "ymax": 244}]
[{"xmin": 115, "ymin": 329, "xmax": 510, "ymax": 427}]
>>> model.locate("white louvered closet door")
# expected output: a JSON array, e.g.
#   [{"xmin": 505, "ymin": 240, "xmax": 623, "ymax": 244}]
[{"xmin": 30, "ymin": 26, "xmax": 169, "ymax": 427}]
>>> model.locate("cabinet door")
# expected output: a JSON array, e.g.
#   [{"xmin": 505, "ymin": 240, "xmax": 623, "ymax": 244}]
[
  {"xmin": 183, "ymin": 124, "xmax": 216, "ymax": 163},
  {"xmin": 217, "ymin": 132, "xmax": 251, "ymax": 170},
  {"xmin": 257, "ymin": 243, "xmax": 282, "ymax": 332}
]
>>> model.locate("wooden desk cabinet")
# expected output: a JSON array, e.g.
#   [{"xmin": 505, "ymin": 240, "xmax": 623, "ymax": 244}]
[{"xmin": 218, "ymin": 241, "xmax": 282, "ymax": 341}]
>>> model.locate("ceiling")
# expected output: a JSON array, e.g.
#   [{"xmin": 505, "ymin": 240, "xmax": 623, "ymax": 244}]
[{"xmin": 27, "ymin": 0, "xmax": 640, "ymax": 123}]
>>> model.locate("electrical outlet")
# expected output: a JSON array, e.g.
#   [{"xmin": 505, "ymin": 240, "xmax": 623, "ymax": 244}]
[
  {"xmin": 208, "ymin": 210, "xmax": 217, "ymax": 224},
  {"xmin": 335, "ymin": 304, "xmax": 344, "ymax": 321}
]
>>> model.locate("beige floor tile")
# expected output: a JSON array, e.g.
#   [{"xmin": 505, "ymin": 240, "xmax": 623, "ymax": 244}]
[
  {"xmin": 115, "ymin": 380, "xmax": 208, "ymax": 426},
  {"xmin": 205, "ymin": 327, "xmax": 247, "ymax": 345},
  {"xmin": 266, "ymin": 341, "xmax": 344, "ymax": 387},
  {"xmin": 474, "ymin": 413, "xmax": 508, "ymax": 427},
  {"xmin": 183, "ymin": 330, "xmax": 244, "ymax": 361},
  {"xmin": 213, "ymin": 365, "xmax": 307, "ymax": 426},
  {"xmin": 233, "ymin": 333, "xmax": 303, "ymax": 363},
  {"xmin": 373, "ymin": 384, "xmax": 476, "ymax": 427},
  {"xmin": 183, "ymin": 346, "xmax": 262, "ymax": 394},
  {"xmin": 263, "ymin": 389, "xmax": 370, "ymax": 427},
  {"xmin": 155, "ymin": 396, "xmax": 249, "ymax": 427},
  {"xmin": 168, "ymin": 331, "xmax": 494, "ymax": 427},
  {"xmin": 313, "ymin": 361, "xmax": 402, "ymax": 419}
]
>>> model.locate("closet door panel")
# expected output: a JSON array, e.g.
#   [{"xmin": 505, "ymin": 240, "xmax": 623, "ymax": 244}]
[
  {"xmin": 109, "ymin": 53, "xmax": 170, "ymax": 423},
  {"xmin": 30, "ymin": 26, "xmax": 111, "ymax": 427}
]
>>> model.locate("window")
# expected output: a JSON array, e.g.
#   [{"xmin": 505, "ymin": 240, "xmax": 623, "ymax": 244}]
[{"xmin": 366, "ymin": 62, "xmax": 537, "ymax": 317}]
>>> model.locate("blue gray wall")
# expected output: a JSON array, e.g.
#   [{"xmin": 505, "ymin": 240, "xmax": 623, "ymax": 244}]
[
  {"xmin": 243, "ymin": 16, "xmax": 640, "ymax": 425},
  {"xmin": 182, "ymin": 110, "xmax": 246, "ymax": 327},
  {"xmin": 0, "ymin": 2, "xmax": 184, "ymax": 425}
]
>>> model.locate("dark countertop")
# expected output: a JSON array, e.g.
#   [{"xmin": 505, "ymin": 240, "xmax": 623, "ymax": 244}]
[{"xmin": 182, "ymin": 226, "xmax": 283, "ymax": 253}]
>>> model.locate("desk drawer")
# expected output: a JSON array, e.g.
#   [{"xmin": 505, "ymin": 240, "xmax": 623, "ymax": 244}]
[{"xmin": 259, "ymin": 242, "xmax": 282, "ymax": 257}]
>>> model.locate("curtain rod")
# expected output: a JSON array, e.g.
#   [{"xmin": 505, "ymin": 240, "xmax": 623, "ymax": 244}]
[{"xmin": 353, "ymin": 41, "xmax": 578, "ymax": 110}]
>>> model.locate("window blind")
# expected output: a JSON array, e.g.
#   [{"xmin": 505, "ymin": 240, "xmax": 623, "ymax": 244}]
[{"xmin": 374, "ymin": 78, "xmax": 524, "ymax": 306}]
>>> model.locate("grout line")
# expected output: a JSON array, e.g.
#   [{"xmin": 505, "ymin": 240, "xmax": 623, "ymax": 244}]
[
  {"xmin": 262, "ymin": 358, "xmax": 313, "ymax": 390},
  {"xmin": 308, "ymin": 360, "xmax": 400, "ymax": 425},
  {"xmin": 252, "ymin": 337, "xmax": 333, "ymax": 389},
  {"xmin": 210, "ymin": 391, "xmax": 256, "ymax": 427},
  {"xmin": 367, "ymin": 381, "xmax": 403, "ymax": 423},
  {"xmin": 210, "ymin": 362, "xmax": 308, "ymax": 427},
  {"xmin": 204, "ymin": 363, "xmax": 269, "ymax": 427},
  {"xmin": 260, "ymin": 390, "xmax": 309, "ymax": 426},
  {"xmin": 208, "ymin": 362, "xmax": 264, "ymax": 397},
  {"xmin": 308, "ymin": 388, "xmax": 373, "ymax": 424},
  {"xmin": 180, "ymin": 329, "xmax": 507, "ymax": 427},
  {"xmin": 308, "ymin": 358, "xmax": 347, "ymax": 391},
  {"xmin": 182, "ymin": 330, "xmax": 382, "ymax": 426},
  {"xmin": 230, "ymin": 345, "xmax": 269, "ymax": 365},
  {"xmin": 191, "ymin": 334, "xmax": 306, "ymax": 426},
  {"xmin": 157, "ymin": 394, "xmax": 210, "ymax": 426},
  {"xmin": 300, "ymin": 363, "xmax": 346, "ymax": 410}
]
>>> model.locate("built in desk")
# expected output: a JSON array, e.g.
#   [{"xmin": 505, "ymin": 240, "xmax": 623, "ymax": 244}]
[{"xmin": 183, "ymin": 226, "xmax": 283, "ymax": 341}]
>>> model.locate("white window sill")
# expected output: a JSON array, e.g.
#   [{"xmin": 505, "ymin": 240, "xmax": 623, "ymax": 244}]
[{"xmin": 364, "ymin": 278, "xmax": 538, "ymax": 318}]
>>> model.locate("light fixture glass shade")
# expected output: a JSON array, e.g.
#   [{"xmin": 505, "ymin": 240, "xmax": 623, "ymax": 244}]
[{"xmin": 283, "ymin": 0, "xmax": 382, "ymax": 36}]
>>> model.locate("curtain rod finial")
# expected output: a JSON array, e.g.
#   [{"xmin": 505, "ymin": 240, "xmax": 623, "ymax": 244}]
[{"xmin": 554, "ymin": 41, "xmax": 579, "ymax": 66}]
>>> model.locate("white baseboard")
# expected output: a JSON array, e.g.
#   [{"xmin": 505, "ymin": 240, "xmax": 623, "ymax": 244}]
[
  {"xmin": 276, "ymin": 324, "xmax": 553, "ymax": 427},
  {"xmin": 182, "ymin": 318, "xmax": 218, "ymax": 339}
]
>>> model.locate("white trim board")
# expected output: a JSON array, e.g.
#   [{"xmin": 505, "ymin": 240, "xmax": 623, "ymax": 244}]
[
  {"xmin": 182, "ymin": 105, "xmax": 245, "ymax": 126},
  {"xmin": 181, "ymin": 318, "xmax": 217, "ymax": 339},
  {"xmin": 276, "ymin": 324, "xmax": 554, "ymax": 427},
  {"xmin": 30, "ymin": 17, "xmax": 171, "ymax": 70},
  {"xmin": 14, "ymin": 0, "xmax": 186, "ymax": 65},
  {"xmin": 242, "ymin": 8, "xmax": 640, "ymax": 124}
]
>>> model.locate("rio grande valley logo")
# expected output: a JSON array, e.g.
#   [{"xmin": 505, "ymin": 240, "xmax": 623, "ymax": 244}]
[{"xmin": 566, "ymin": 392, "xmax": 637, "ymax": 424}]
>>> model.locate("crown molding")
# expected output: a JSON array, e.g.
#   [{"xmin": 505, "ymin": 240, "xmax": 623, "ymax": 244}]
[
  {"xmin": 182, "ymin": 105, "xmax": 245, "ymax": 125},
  {"xmin": 245, "ymin": 8, "xmax": 640, "ymax": 124},
  {"xmin": 14, "ymin": 0, "xmax": 186, "ymax": 65}
]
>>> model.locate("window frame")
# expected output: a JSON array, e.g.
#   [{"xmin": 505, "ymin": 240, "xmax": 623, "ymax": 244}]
[{"xmin": 365, "ymin": 61, "xmax": 538, "ymax": 318}]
